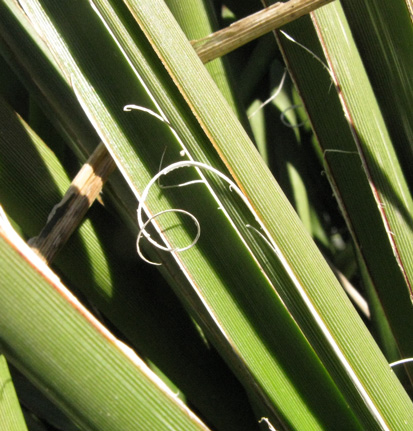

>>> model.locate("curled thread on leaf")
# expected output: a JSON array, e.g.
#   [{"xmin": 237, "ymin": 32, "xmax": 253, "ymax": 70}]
[
  {"xmin": 157, "ymin": 147, "xmax": 168, "ymax": 189},
  {"xmin": 137, "ymin": 208, "xmax": 200, "ymax": 265},
  {"xmin": 158, "ymin": 147, "xmax": 204, "ymax": 190},
  {"xmin": 280, "ymin": 30, "xmax": 334, "ymax": 83},
  {"xmin": 259, "ymin": 417, "xmax": 278, "ymax": 431},
  {"xmin": 123, "ymin": 106, "xmax": 211, "ymax": 264},
  {"xmin": 246, "ymin": 224, "xmax": 282, "ymax": 260},
  {"xmin": 123, "ymin": 104, "xmax": 169, "ymax": 124},
  {"xmin": 124, "ymin": 105, "xmax": 194, "ymax": 186},
  {"xmin": 389, "ymin": 358, "xmax": 413, "ymax": 368},
  {"xmin": 248, "ymin": 69, "xmax": 288, "ymax": 119},
  {"xmin": 247, "ymin": 69, "xmax": 307, "ymax": 129},
  {"xmin": 124, "ymin": 106, "xmax": 278, "ymax": 267},
  {"xmin": 323, "ymin": 149, "xmax": 360, "ymax": 157},
  {"xmin": 280, "ymin": 104, "xmax": 307, "ymax": 128},
  {"xmin": 136, "ymin": 160, "xmax": 274, "ymax": 265}
]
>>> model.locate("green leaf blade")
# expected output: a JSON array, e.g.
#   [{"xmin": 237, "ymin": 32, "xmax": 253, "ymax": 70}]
[
  {"xmin": 0, "ymin": 355, "xmax": 28, "ymax": 431},
  {"xmin": 0, "ymin": 211, "xmax": 210, "ymax": 431}
]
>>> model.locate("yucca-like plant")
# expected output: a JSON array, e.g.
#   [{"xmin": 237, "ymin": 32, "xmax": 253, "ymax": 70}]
[{"xmin": 1, "ymin": 0, "xmax": 412, "ymax": 430}]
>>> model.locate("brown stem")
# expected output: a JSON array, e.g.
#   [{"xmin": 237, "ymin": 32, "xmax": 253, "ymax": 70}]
[
  {"xmin": 192, "ymin": 0, "xmax": 333, "ymax": 63},
  {"xmin": 30, "ymin": 143, "xmax": 116, "ymax": 262}
]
